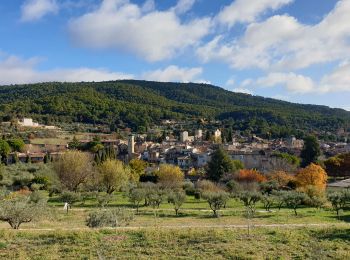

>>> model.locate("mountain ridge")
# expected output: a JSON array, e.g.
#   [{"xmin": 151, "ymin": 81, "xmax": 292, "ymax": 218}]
[{"xmin": 0, "ymin": 80, "xmax": 349, "ymax": 138}]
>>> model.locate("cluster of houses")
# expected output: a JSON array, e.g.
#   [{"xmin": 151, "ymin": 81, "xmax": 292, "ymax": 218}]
[{"xmin": 4, "ymin": 118, "xmax": 350, "ymax": 174}]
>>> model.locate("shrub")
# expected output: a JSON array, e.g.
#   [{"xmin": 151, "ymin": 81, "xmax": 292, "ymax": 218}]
[
  {"xmin": 86, "ymin": 208, "xmax": 134, "ymax": 228},
  {"xmin": 96, "ymin": 193, "xmax": 113, "ymax": 208},
  {"xmin": 195, "ymin": 180, "xmax": 220, "ymax": 193},
  {"xmin": 183, "ymin": 181, "xmax": 195, "ymax": 196},
  {"xmin": 236, "ymin": 169, "xmax": 267, "ymax": 183}
]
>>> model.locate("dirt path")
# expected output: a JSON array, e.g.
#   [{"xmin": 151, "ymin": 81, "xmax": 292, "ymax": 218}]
[{"xmin": 14, "ymin": 223, "xmax": 349, "ymax": 231}]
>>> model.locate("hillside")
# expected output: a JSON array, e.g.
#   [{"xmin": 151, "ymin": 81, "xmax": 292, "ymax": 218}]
[{"xmin": 0, "ymin": 80, "xmax": 349, "ymax": 137}]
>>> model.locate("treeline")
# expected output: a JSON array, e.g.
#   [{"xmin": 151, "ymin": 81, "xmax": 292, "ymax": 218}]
[{"xmin": 0, "ymin": 80, "xmax": 349, "ymax": 137}]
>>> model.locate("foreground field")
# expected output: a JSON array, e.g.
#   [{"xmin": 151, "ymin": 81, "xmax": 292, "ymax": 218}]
[
  {"xmin": 0, "ymin": 226, "xmax": 349, "ymax": 259},
  {"xmin": 1, "ymin": 192, "xmax": 350, "ymax": 259}
]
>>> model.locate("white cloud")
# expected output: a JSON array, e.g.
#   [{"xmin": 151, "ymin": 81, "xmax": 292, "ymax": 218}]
[
  {"xmin": 21, "ymin": 0, "xmax": 58, "ymax": 22},
  {"xmin": 232, "ymin": 88, "xmax": 253, "ymax": 95},
  {"xmin": 217, "ymin": 0, "xmax": 293, "ymax": 27},
  {"xmin": 256, "ymin": 72, "xmax": 315, "ymax": 93},
  {"xmin": 69, "ymin": 0, "xmax": 211, "ymax": 62},
  {"xmin": 199, "ymin": 0, "xmax": 350, "ymax": 71},
  {"xmin": 253, "ymin": 61, "xmax": 350, "ymax": 94},
  {"xmin": 0, "ymin": 55, "xmax": 133, "ymax": 85},
  {"xmin": 320, "ymin": 62, "xmax": 350, "ymax": 93},
  {"xmin": 141, "ymin": 0, "xmax": 155, "ymax": 13},
  {"xmin": 143, "ymin": 65, "xmax": 203, "ymax": 82},
  {"xmin": 172, "ymin": 0, "xmax": 196, "ymax": 15}
]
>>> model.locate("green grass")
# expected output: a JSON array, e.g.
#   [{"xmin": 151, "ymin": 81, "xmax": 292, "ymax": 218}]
[
  {"xmin": 1, "ymin": 192, "xmax": 350, "ymax": 259},
  {"xmin": 0, "ymin": 226, "xmax": 349, "ymax": 259}
]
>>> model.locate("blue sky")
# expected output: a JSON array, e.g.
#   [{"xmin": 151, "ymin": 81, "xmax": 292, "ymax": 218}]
[{"xmin": 0, "ymin": 0, "xmax": 349, "ymax": 110}]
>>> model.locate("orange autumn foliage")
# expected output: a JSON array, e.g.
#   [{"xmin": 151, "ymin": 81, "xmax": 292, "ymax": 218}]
[
  {"xmin": 268, "ymin": 171, "xmax": 295, "ymax": 187},
  {"xmin": 236, "ymin": 169, "xmax": 267, "ymax": 183},
  {"xmin": 295, "ymin": 163, "xmax": 327, "ymax": 190}
]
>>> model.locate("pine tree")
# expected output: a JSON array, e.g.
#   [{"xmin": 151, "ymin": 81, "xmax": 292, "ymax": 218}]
[
  {"xmin": 207, "ymin": 147, "xmax": 235, "ymax": 182},
  {"xmin": 300, "ymin": 135, "xmax": 321, "ymax": 167}
]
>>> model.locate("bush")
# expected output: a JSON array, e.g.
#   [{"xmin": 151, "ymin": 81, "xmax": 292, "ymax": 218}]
[
  {"xmin": 29, "ymin": 191, "xmax": 47, "ymax": 204},
  {"xmin": 96, "ymin": 193, "xmax": 113, "ymax": 208},
  {"xmin": 183, "ymin": 181, "xmax": 195, "ymax": 196},
  {"xmin": 86, "ymin": 208, "xmax": 134, "ymax": 228},
  {"xmin": 196, "ymin": 180, "xmax": 220, "ymax": 193}
]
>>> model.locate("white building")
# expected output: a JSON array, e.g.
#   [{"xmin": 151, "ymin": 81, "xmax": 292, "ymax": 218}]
[
  {"xmin": 180, "ymin": 131, "xmax": 189, "ymax": 142},
  {"xmin": 195, "ymin": 129, "xmax": 203, "ymax": 140},
  {"xmin": 18, "ymin": 118, "xmax": 40, "ymax": 127}
]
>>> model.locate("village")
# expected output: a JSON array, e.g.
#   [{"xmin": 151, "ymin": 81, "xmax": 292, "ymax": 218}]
[{"xmin": 3, "ymin": 117, "xmax": 350, "ymax": 176}]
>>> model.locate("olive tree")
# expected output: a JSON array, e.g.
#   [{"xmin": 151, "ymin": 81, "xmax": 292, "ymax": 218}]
[
  {"xmin": 0, "ymin": 194, "xmax": 46, "ymax": 229},
  {"xmin": 283, "ymin": 191, "xmax": 307, "ymax": 216},
  {"xmin": 237, "ymin": 191, "xmax": 262, "ymax": 214},
  {"xmin": 128, "ymin": 188, "xmax": 146, "ymax": 214},
  {"xmin": 168, "ymin": 190, "xmax": 186, "ymax": 216},
  {"xmin": 327, "ymin": 191, "xmax": 350, "ymax": 218},
  {"xmin": 202, "ymin": 191, "xmax": 229, "ymax": 217}
]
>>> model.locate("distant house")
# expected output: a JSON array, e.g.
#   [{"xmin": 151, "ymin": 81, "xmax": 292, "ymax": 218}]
[{"xmin": 18, "ymin": 118, "xmax": 40, "ymax": 127}]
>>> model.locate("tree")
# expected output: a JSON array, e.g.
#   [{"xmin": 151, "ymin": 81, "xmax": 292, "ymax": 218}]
[
  {"xmin": 155, "ymin": 164, "xmax": 184, "ymax": 189},
  {"xmin": 128, "ymin": 188, "xmax": 146, "ymax": 214},
  {"xmin": 207, "ymin": 148, "xmax": 235, "ymax": 181},
  {"xmin": 282, "ymin": 191, "xmax": 306, "ymax": 216},
  {"xmin": 0, "ymin": 193, "xmax": 46, "ymax": 229},
  {"xmin": 147, "ymin": 188, "xmax": 165, "ymax": 210},
  {"xmin": 53, "ymin": 151, "xmax": 93, "ymax": 192},
  {"xmin": 324, "ymin": 153, "xmax": 350, "ymax": 179},
  {"xmin": 327, "ymin": 191, "xmax": 350, "ymax": 218},
  {"xmin": 99, "ymin": 159, "xmax": 130, "ymax": 194},
  {"xmin": 168, "ymin": 191, "xmax": 186, "ymax": 216},
  {"xmin": 236, "ymin": 169, "xmax": 267, "ymax": 183},
  {"xmin": 300, "ymin": 136, "xmax": 320, "ymax": 167},
  {"xmin": 268, "ymin": 171, "xmax": 295, "ymax": 188},
  {"xmin": 0, "ymin": 140, "xmax": 10, "ymax": 164},
  {"xmin": 68, "ymin": 136, "xmax": 81, "ymax": 150},
  {"xmin": 129, "ymin": 159, "xmax": 147, "ymax": 182},
  {"xmin": 261, "ymin": 194, "xmax": 275, "ymax": 212},
  {"xmin": 295, "ymin": 163, "xmax": 327, "ymax": 191},
  {"xmin": 202, "ymin": 191, "xmax": 229, "ymax": 217},
  {"xmin": 7, "ymin": 138, "xmax": 25, "ymax": 152},
  {"xmin": 237, "ymin": 191, "xmax": 261, "ymax": 214}
]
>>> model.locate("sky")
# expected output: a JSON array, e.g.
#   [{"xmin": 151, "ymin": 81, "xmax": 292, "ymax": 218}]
[{"xmin": 0, "ymin": 0, "xmax": 350, "ymax": 110}]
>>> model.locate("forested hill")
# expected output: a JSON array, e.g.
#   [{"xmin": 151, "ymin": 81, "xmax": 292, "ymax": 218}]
[{"xmin": 0, "ymin": 80, "xmax": 349, "ymax": 137}]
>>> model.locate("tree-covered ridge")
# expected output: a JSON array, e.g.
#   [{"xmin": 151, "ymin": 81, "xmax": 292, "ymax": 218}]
[{"xmin": 0, "ymin": 80, "xmax": 349, "ymax": 136}]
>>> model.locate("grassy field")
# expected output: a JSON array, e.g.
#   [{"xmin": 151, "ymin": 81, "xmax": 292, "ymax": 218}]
[
  {"xmin": 0, "ymin": 226, "xmax": 349, "ymax": 259},
  {"xmin": 1, "ymin": 192, "xmax": 350, "ymax": 259}
]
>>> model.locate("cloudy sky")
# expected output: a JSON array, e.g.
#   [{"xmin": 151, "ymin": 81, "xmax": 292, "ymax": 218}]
[{"xmin": 1, "ymin": 0, "xmax": 350, "ymax": 110}]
